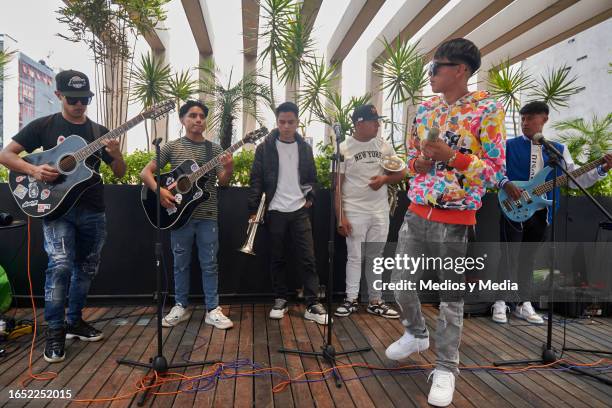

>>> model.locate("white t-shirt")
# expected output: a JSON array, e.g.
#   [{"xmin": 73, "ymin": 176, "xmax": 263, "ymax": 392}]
[
  {"xmin": 269, "ymin": 139, "xmax": 306, "ymax": 212},
  {"xmin": 339, "ymin": 136, "xmax": 395, "ymax": 214}
]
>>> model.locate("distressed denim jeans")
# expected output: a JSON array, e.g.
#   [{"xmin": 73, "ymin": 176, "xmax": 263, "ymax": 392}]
[
  {"xmin": 42, "ymin": 207, "xmax": 106, "ymax": 329},
  {"xmin": 391, "ymin": 210, "xmax": 468, "ymax": 374},
  {"xmin": 170, "ymin": 219, "xmax": 219, "ymax": 310}
]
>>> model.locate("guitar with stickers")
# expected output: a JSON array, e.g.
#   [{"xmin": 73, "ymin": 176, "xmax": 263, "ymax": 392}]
[
  {"xmin": 140, "ymin": 127, "xmax": 268, "ymax": 230},
  {"xmin": 8, "ymin": 100, "xmax": 175, "ymax": 219}
]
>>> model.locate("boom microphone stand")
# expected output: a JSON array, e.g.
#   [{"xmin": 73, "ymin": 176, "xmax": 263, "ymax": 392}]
[
  {"xmin": 279, "ymin": 124, "xmax": 371, "ymax": 388},
  {"xmin": 495, "ymin": 136, "xmax": 612, "ymax": 385},
  {"xmin": 117, "ymin": 137, "xmax": 218, "ymax": 405}
]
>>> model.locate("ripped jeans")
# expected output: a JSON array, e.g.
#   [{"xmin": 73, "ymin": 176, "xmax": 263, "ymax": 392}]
[
  {"xmin": 170, "ymin": 219, "xmax": 219, "ymax": 310},
  {"xmin": 392, "ymin": 210, "xmax": 468, "ymax": 375},
  {"xmin": 42, "ymin": 207, "xmax": 106, "ymax": 330}
]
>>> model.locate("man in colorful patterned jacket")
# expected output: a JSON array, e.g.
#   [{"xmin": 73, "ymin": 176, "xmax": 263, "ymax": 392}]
[{"xmin": 385, "ymin": 38, "xmax": 506, "ymax": 407}]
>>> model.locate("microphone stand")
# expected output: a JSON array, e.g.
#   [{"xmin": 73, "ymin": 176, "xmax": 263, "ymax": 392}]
[
  {"xmin": 495, "ymin": 141, "xmax": 612, "ymax": 385},
  {"xmin": 278, "ymin": 125, "xmax": 371, "ymax": 388},
  {"xmin": 117, "ymin": 137, "xmax": 218, "ymax": 405}
]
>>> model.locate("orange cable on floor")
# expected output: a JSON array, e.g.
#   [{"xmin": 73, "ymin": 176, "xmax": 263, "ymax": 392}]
[{"xmin": 21, "ymin": 216, "xmax": 57, "ymax": 387}]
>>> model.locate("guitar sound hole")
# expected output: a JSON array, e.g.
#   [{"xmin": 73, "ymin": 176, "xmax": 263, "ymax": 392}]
[
  {"xmin": 176, "ymin": 177, "xmax": 192, "ymax": 194},
  {"xmin": 59, "ymin": 155, "xmax": 77, "ymax": 173}
]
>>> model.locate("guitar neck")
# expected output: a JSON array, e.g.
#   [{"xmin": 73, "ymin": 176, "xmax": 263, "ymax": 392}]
[
  {"xmin": 188, "ymin": 139, "xmax": 247, "ymax": 182},
  {"xmin": 533, "ymin": 157, "xmax": 605, "ymax": 195},
  {"xmin": 73, "ymin": 113, "xmax": 145, "ymax": 162}
]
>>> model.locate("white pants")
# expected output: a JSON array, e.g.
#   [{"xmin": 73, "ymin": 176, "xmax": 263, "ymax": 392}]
[{"xmin": 344, "ymin": 211, "xmax": 390, "ymax": 302}]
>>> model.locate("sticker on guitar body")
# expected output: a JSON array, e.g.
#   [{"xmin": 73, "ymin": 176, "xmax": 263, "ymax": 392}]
[
  {"xmin": 166, "ymin": 206, "xmax": 177, "ymax": 216},
  {"xmin": 15, "ymin": 176, "xmax": 26, "ymax": 183},
  {"xmin": 13, "ymin": 184, "xmax": 28, "ymax": 200},
  {"xmin": 40, "ymin": 189, "xmax": 51, "ymax": 200},
  {"xmin": 37, "ymin": 204, "xmax": 51, "ymax": 213},
  {"xmin": 22, "ymin": 200, "xmax": 38, "ymax": 208}
]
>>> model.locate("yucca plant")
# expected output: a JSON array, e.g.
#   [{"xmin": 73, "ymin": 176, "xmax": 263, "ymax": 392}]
[
  {"xmin": 257, "ymin": 0, "xmax": 294, "ymax": 108},
  {"xmin": 167, "ymin": 70, "xmax": 198, "ymax": 106},
  {"xmin": 529, "ymin": 65, "xmax": 581, "ymax": 111},
  {"xmin": 298, "ymin": 57, "xmax": 339, "ymax": 126},
  {"xmin": 374, "ymin": 37, "xmax": 428, "ymax": 150},
  {"xmin": 488, "ymin": 59, "xmax": 535, "ymax": 137},
  {"xmin": 131, "ymin": 52, "xmax": 171, "ymax": 107},
  {"xmin": 277, "ymin": 4, "xmax": 316, "ymax": 100},
  {"xmin": 0, "ymin": 48, "xmax": 16, "ymax": 81},
  {"xmin": 198, "ymin": 61, "xmax": 272, "ymax": 149}
]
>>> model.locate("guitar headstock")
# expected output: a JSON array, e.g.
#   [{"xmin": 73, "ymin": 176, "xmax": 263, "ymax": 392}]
[
  {"xmin": 143, "ymin": 100, "xmax": 175, "ymax": 121},
  {"xmin": 243, "ymin": 127, "xmax": 269, "ymax": 144}
]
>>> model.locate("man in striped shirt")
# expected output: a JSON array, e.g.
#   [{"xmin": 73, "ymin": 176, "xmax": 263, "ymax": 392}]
[{"xmin": 141, "ymin": 100, "xmax": 234, "ymax": 330}]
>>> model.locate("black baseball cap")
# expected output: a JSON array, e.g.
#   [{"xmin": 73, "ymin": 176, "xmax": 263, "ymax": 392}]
[
  {"xmin": 55, "ymin": 70, "xmax": 94, "ymax": 97},
  {"xmin": 351, "ymin": 104, "xmax": 384, "ymax": 123}
]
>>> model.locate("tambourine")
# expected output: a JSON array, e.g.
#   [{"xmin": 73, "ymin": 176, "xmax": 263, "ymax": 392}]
[{"xmin": 380, "ymin": 155, "xmax": 406, "ymax": 172}]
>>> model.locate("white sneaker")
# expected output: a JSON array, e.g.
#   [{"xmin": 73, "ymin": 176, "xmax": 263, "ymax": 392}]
[
  {"xmin": 304, "ymin": 303, "xmax": 330, "ymax": 325},
  {"xmin": 385, "ymin": 330, "xmax": 429, "ymax": 361},
  {"xmin": 205, "ymin": 306, "xmax": 234, "ymax": 329},
  {"xmin": 269, "ymin": 298, "xmax": 288, "ymax": 319},
  {"xmin": 514, "ymin": 301, "xmax": 544, "ymax": 324},
  {"xmin": 162, "ymin": 304, "xmax": 190, "ymax": 327},
  {"xmin": 491, "ymin": 300, "xmax": 509, "ymax": 324},
  {"xmin": 427, "ymin": 369, "xmax": 456, "ymax": 407}
]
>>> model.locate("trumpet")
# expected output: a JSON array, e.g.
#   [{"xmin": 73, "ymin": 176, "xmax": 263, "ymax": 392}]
[{"xmin": 239, "ymin": 193, "xmax": 266, "ymax": 255}]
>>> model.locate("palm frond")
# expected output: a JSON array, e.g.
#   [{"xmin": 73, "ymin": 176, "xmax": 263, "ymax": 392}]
[
  {"xmin": 130, "ymin": 51, "xmax": 171, "ymax": 108},
  {"xmin": 528, "ymin": 65, "xmax": 581, "ymax": 110}
]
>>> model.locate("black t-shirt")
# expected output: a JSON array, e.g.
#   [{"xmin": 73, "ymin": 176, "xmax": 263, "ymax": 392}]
[{"xmin": 12, "ymin": 113, "xmax": 114, "ymax": 212}]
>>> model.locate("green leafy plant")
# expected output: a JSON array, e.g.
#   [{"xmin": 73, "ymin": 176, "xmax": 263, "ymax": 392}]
[
  {"xmin": 314, "ymin": 141, "xmax": 333, "ymax": 188},
  {"xmin": 0, "ymin": 166, "xmax": 8, "ymax": 183},
  {"xmin": 229, "ymin": 149, "xmax": 256, "ymax": 186},
  {"xmin": 555, "ymin": 114, "xmax": 612, "ymax": 196},
  {"xmin": 99, "ymin": 150, "xmax": 169, "ymax": 184}
]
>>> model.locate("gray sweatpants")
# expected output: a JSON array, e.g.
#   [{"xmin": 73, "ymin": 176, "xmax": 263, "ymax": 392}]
[{"xmin": 391, "ymin": 210, "xmax": 468, "ymax": 374}]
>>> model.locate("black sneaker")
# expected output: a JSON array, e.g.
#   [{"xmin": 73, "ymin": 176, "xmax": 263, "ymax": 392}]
[
  {"xmin": 304, "ymin": 302, "xmax": 329, "ymax": 325},
  {"xmin": 44, "ymin": 327, "xmax": 66, "ymax": 363},
  {"xmin": 367, "ymin": 301, "xmax": 400, "ymax": 319},
  {"xmin": 335, "ymin": 299, "xmax": 358, "ymax": 317},
  {"xmin": 66, "ymin": 319, "xmax": 104, "ymax": 342}
]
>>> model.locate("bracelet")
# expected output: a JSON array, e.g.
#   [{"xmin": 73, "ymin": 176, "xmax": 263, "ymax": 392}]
[{"xmin": 446, "ymin": 151, "xmax": 458, "ymax": 167}]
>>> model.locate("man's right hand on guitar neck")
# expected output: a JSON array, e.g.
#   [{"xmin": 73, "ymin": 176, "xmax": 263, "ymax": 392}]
[
  {"xmin": 32, "ymin": 164, "xmax": 60, "ymax": 182},
  {"xmin": 504, "ymin": 182, "xmax": 523, "ymax": 201},
  {"xmin": 159, "ymin": 188, "xmax": 177, "ymax": 209}
]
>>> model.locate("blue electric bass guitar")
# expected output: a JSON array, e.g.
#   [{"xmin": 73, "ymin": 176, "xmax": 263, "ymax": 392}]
[{"xmin": 498, "ymin": 157, "xmax": 605, "ymax": 222}]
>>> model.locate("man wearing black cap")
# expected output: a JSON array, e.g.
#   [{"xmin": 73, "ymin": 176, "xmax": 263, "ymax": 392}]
[
  {"xmin": 140, "ymin": 100, "xmax": 235, "ymax": 330},
  {"xmin": 334, "ymin": 104, "xmax": 405, "ymax": 319},
  {"xmin": 0, "ymin": 69, "xmax": 126, "ymax": 363}
]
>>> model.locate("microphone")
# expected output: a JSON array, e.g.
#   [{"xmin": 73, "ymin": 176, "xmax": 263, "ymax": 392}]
[
  {"xmin": 426, "ymin": 127, "xmax": 440, "ymax": 142},
  {"xmin": 332, "ymin": 123, "xmax": 342, "ymax": 139},
  {"xmin": 151, "ymin": 137, "xmax": 164, "ymax": 146},
  {"xmin": 532, "ymin": 133, "xmax": 563, "ymax": 159},
  {"xmin": 425, "ymin": 127, "xmax": 440, "ymax": 175}
]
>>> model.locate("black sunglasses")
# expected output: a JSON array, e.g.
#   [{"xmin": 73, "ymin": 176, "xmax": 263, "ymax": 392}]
[
  {"xmin": 428, "ymin": 61, "xmax": 460, "ymax": 77},
  {"xmin": 65, "ymin": 96, "xmax": 92, "ymax": 106}
]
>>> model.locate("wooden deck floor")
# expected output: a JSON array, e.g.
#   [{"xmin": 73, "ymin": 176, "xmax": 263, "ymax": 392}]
[{"xmin": 1, "ymin": 304, "xmax": 611, "ymax": 407}]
